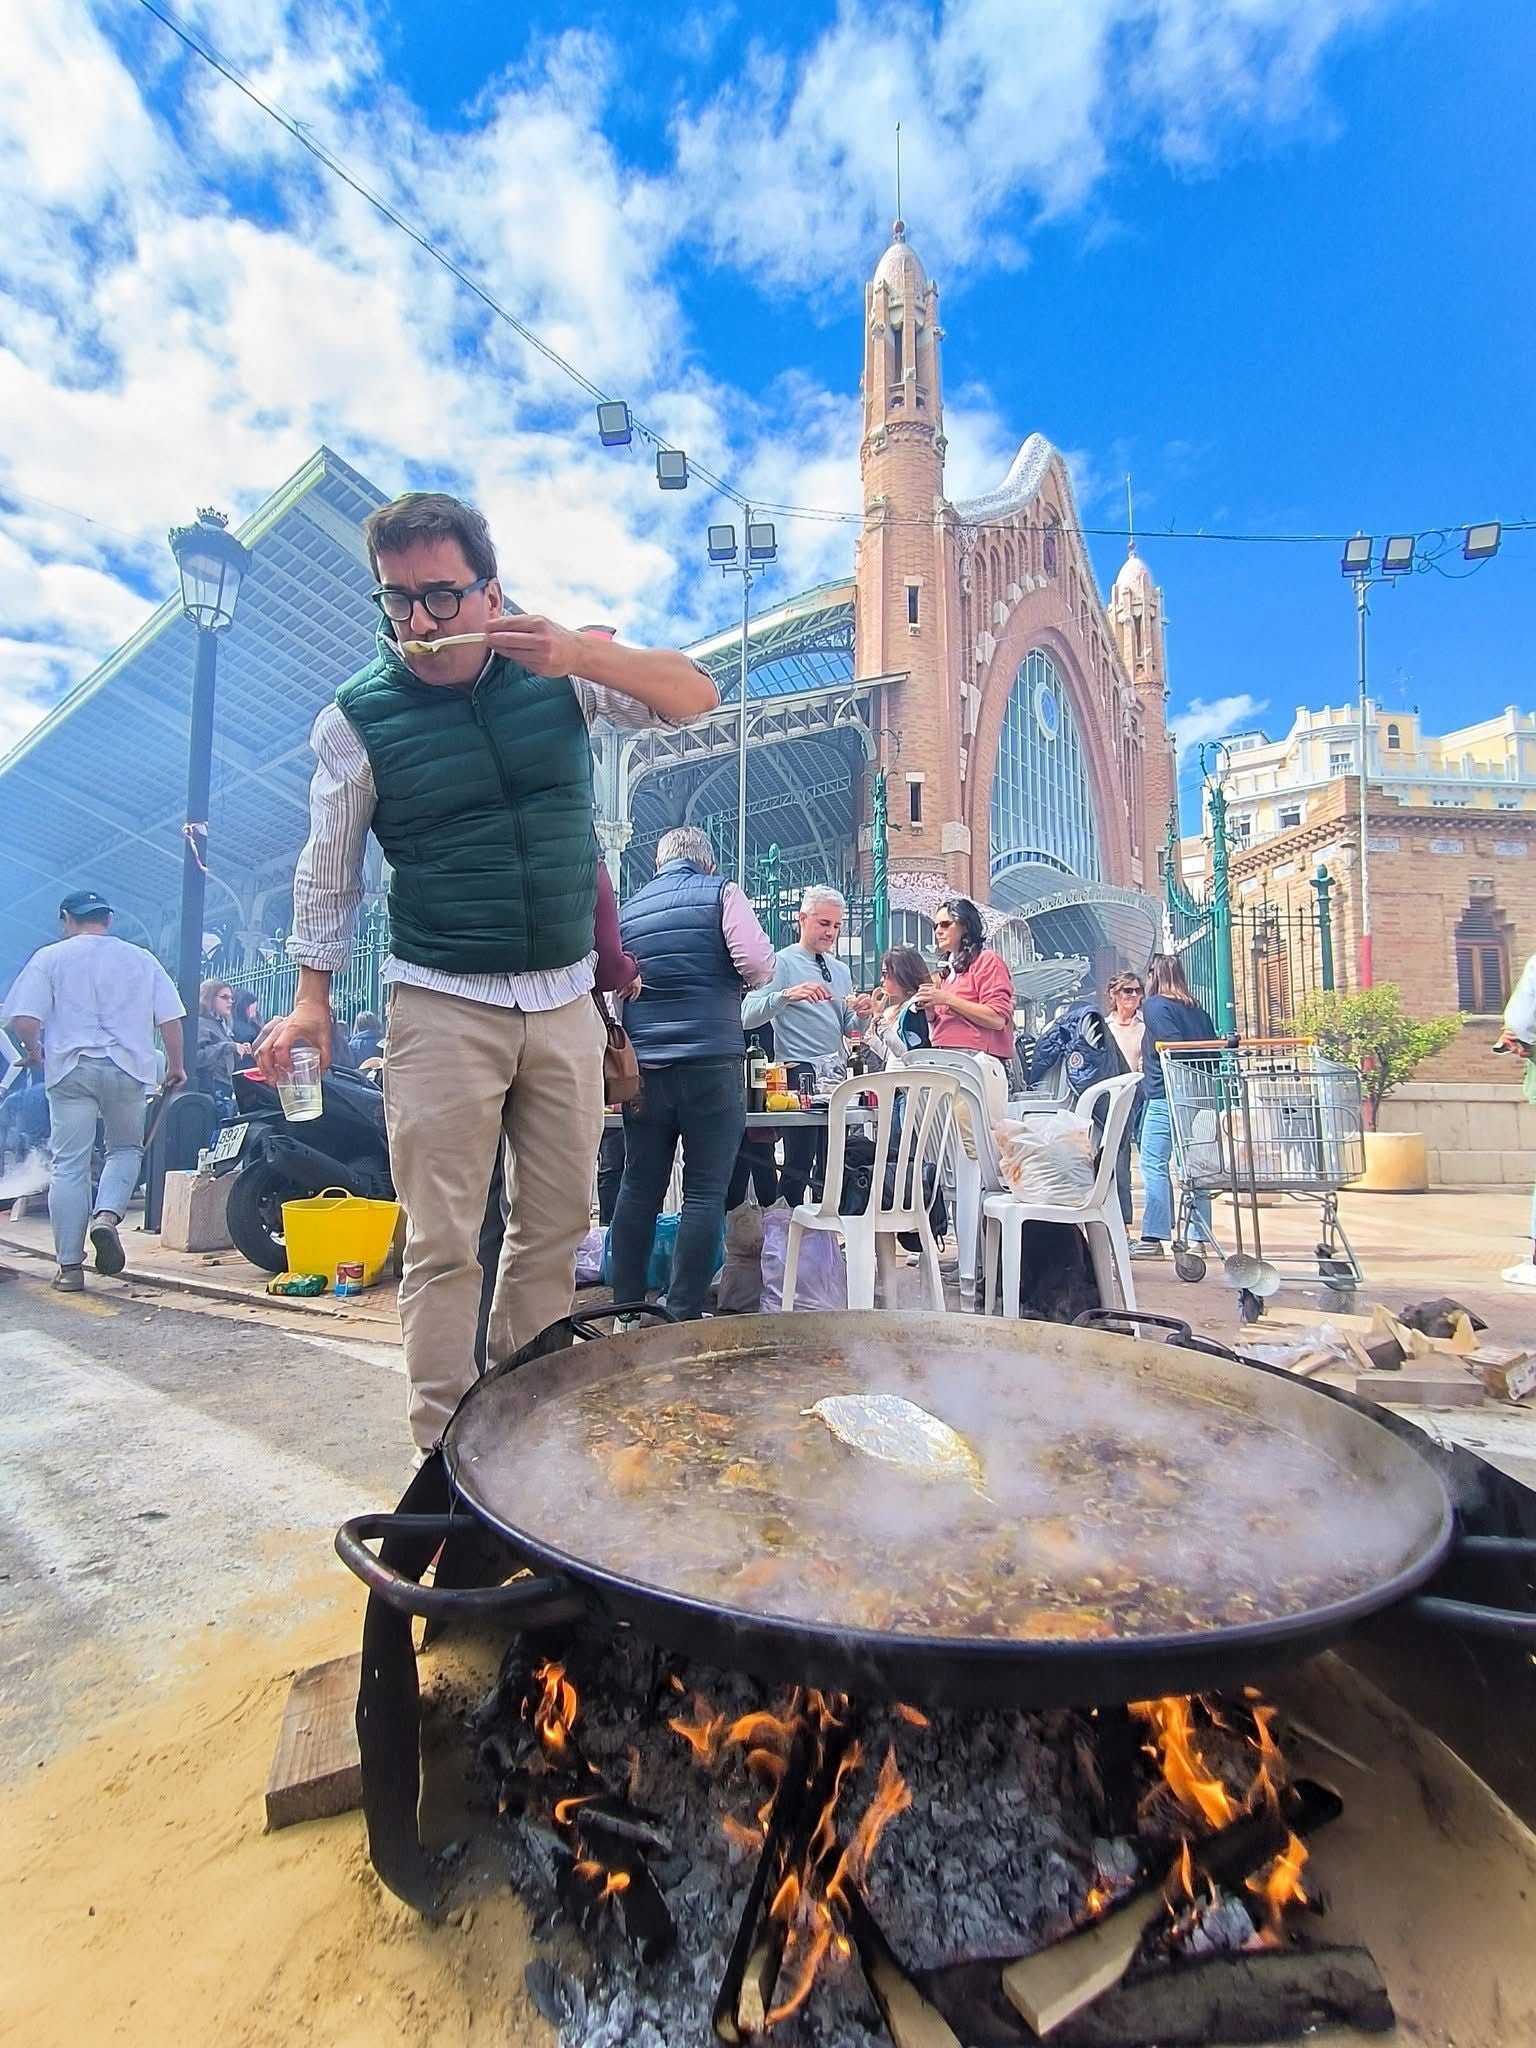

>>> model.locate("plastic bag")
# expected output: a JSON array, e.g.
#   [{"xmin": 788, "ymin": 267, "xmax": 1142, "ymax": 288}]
[
  {"xmin": 715, "ymin": 1196, "xmax": 765, "ymax": 1315},
  {"xmin": 574, "ymin": 1225, "xmax": 607, "ymax": 1287},
  {"xmin": 760, "ymin": 1200, "xmax": 847, "ymax": 1311},
  {"xmin": 992, "ymin": 1111, "xmax": 1095, "ymax": 1204}
]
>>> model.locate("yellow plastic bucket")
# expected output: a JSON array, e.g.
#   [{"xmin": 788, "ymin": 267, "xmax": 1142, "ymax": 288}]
[{"xmin": 280, "ymin": 1186, "xmax": 400, "ymax": 1288}]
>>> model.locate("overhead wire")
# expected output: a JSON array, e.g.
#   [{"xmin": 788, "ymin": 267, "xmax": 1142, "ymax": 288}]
[{"xmin": 114, "ymin": 0, "xmax": 1536, "ymax": 558}]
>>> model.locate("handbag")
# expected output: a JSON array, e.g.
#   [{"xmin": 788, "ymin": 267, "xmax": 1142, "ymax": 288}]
[{"xmin": 592, "ymin": 989, "xmax": 640, "ymax": 1106}]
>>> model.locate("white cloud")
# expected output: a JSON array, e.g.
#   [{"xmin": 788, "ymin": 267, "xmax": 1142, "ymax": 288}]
[
  {"xmin": 0, "ymin": 0, "xmax": 1394, "ymax": 762},
  {"xmin": 668, "ymin": 0, "xmax": 1400, "ymax": 292},
  {"xmin": 1170, "ymin": 692, "xmax": 1270, "ymax": 755}
]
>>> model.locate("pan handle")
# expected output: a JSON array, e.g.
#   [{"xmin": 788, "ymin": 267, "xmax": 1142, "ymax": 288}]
[
  {"xmin": 335, "ymin": 1513, "xmax": 585, "ymax": 1624},
  {"xmin": 1072, "ymin": 1309, "xmax": 1241, "ymax": 1364},
  {"xmin": 1402, "ymin": 1595, "xmax": 1536, "ymax": 1642},
  {"xmin": 1403, "ymin": 1533, "xmax": 1536, "ymax": 1641},
  {"xmin": 569, "ymin": 1301, "xmax": 679, "ymax": 1340}
]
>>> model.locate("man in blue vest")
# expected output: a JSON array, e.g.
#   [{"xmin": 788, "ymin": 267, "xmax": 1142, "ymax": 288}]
[
  {"xmin": 609, "ymin": 827, "xmax": 775, "ymax": 1318},
  {"xmin": 259, "ymin": 492, "xmax": 715, "ymax": 1452}
]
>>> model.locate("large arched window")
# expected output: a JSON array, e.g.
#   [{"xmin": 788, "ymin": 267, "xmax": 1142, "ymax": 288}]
[{"xmin": 989, "ymin": 649, "xmax": 1102, "ymax": 903}]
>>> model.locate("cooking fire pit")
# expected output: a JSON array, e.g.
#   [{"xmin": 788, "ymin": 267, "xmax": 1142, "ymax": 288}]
[{"xmin": 337, "ymin": 1308, "xmax": 1536, "ymax": 2046}]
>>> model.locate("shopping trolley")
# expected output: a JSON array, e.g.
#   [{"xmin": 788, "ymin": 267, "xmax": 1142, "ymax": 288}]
[{"xmin": 1158, "ymin": 1038, "xmax": 1366, "ymax": 1298}]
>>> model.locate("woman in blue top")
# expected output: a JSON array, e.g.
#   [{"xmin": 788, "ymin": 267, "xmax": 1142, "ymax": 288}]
[{"xmin": 1132, "ymin": 952, "xmax": 1218, "ymax": 1260}]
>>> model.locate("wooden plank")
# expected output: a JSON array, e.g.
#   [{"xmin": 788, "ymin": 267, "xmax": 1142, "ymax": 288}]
[{"xmin": 264, "ymin": 1653, "xmax": 362, "ymax": 1831}]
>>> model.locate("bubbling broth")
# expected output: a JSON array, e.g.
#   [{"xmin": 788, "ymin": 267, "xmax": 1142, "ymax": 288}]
[{"xmin": 463, "ymin": 1335, "xmax": 1423, "ymax": 1643}]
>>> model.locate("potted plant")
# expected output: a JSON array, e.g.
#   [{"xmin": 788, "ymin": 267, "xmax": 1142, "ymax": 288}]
[{"xmin": 1289, "ymin": 984, "xmax": 1460, "ymax": 1192}]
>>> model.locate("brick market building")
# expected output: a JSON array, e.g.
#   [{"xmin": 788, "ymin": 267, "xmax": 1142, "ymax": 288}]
[{"xmin": 1184, "ymin": 745, "xmax": 1536, "ymax": 1086}]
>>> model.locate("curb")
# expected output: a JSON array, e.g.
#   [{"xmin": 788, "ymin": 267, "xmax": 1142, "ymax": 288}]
[{"xmin": 0, "ymin": 1232, "xmax": 401, "ymax": 1329}]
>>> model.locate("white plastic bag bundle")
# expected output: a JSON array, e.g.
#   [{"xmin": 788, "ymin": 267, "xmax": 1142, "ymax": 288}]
[
  {"xmin": 760, "ymin": 1200, "xmax": 847, "ymax": 1311},
  {"xmin": 991, "ymin": 1111, "xmax": 1096, "ymax": 1205}
]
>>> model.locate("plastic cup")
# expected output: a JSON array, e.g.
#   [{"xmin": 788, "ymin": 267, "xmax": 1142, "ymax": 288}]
[{"xmin": 278, "ymin": 1044, "xmax": 323, "ymax": 1122}]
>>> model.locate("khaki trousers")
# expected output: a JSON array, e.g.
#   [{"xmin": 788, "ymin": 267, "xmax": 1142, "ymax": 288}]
[{"xmin": 383, "ymin": 983, "xmax": 606, "ymax": 1451}]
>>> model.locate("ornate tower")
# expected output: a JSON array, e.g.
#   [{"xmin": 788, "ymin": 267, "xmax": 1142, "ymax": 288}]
[
  {"xmin": 854, "ymin": 223, "xmax": 968, "ymax": 885},
  {"xmin": 1111, "ymin": 542, "xmax": 1176, "ymax": 885}
]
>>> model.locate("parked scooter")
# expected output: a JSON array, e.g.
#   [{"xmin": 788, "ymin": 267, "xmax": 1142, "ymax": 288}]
[{"xmin": 211, "ymin": 1066, "xmax": 393, "ymax": 1273}]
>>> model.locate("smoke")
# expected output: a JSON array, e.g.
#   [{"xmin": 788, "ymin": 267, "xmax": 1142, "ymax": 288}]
[{"xmin": 0, "ymin": 1147, "xmax": 50, "ymax": 1200}]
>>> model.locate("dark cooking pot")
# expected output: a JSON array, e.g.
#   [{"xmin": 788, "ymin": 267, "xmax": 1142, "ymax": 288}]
[{"xmin": 340, "ymin": 1306, "xmax": 1535, "ymax": 1910}]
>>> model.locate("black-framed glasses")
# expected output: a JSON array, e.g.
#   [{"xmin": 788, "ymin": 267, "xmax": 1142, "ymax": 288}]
[
  {"xmin": 815, "ymin": 955, "xmax": 833, "ymax": 983},
  {"xmin": 371, "ymin": 577, "xmax": 489, "ymax": 623}
]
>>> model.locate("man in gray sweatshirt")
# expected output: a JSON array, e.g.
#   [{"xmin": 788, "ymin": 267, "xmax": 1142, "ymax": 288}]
[{"xmin": 741, "ymin": 885, "xmax": 861, "ymax": 1203}]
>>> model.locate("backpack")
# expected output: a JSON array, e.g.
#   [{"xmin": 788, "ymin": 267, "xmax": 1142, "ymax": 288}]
[{"xmin": 1026, "ymin": 1002, "xmax": 1125, "ymax": 1101}]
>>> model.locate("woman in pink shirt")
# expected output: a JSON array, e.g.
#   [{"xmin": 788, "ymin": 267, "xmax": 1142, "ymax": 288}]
[{"xmin": 911, "ymin": 898, "xmax": 1017, "ymax": 1064}]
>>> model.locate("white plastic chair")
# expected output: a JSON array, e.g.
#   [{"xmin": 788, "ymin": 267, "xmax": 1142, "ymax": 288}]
[
  {"xmin": 779, "ymin": 1068, "xmax": 961, "ymax": 1312},
  {"xmin": 982, "ymin": 1074, "xmax": 1141, "ymax": 1318},
  {"xmin": 902, "ymin": 1050, "xmax": 1010, "ymax": 1304}
]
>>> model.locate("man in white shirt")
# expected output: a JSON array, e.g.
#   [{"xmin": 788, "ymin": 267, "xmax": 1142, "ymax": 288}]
[
  {"xmin": 257, "ymin": 491, "xmax": 717, "ymax": 1452},
  {"xmin": 2, "ymin": 891, "xmax": 186, "ymax": 1290}
]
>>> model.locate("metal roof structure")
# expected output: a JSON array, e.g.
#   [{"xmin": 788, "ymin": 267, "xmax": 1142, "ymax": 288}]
[
  {"xmin": 0, "ymin": 446, "xmax": 386, "ymax": 981},
  {"xmin": 0, "ymin": 451, "xmax": 870, "ymax": 986}
]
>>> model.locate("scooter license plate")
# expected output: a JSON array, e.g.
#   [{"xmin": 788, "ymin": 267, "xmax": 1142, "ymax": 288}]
[{"xmin": 209, "ymin": 1121, "xmax": 249, "ymax": 1164}]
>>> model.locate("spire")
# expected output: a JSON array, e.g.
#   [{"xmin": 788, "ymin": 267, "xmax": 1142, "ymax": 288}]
[{"xmin": 1125, "ymin": 473, "xmax": 1136, "ymax": 556}]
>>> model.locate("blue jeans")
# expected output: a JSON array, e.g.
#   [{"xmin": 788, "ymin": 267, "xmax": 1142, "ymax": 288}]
[
  {"xmin": 609, "ymin": 1058, "xmax": 746, "ymax": 1320},
  {"xmin": 46, "ymin": 1056, "xmax": 150, "ymax": 1268},
  {"xmin": 1137, "ymin": 1095, "xmax": 1211, "ymax": 1246}
]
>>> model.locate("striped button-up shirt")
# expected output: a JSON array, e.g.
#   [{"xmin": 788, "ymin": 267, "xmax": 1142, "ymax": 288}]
[{"xmin": 290, "ymin": 674, "xmax": 663, "ymax": 1013}]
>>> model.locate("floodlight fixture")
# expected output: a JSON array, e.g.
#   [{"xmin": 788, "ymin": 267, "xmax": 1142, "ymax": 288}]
[
  {"xmin": 1381, "ymin": 534, "xmax": 1416, "ymax": 577},
  {"xmin": 746, "ymin": 521, "xmax": 778, "ymax": 563},
  {"xmin": 1464, "ymin": 521, "xmax": 1502, "ymax": 562},
  {"xmin": 595, "ymin": 401, "xmax": 633, "ymax": 448},
  {"xmin": 656, "ymin": 449, "xmax": 688, "ymax": 490},
  {"xmin": 707, "ymin": 524, "xmax": 738, "ymax": 563},
  {"xmin": 1340, "ymin": 535, "xmax": 1374, "ymax": 578}
]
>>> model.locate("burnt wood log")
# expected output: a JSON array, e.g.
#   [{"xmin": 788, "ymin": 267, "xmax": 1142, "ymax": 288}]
[
  {"xmin": 713, "ymin": 1720, "xmax": 818, "ymax": 2044},
  {"xmin": 737, "ymin": 1711, "xmax": 863, "ymax": 2033},
  {"xmin": 838, "ymin": 1879, "xmax": 964, "ymax": 2048},
  {"xmin": 909, "ymin": 1946, "xmax": 1391, "ymax": 2046},
  {"xmin": 921, "ymin": 1780, "xmax": 1340, "ymax": 2041}
]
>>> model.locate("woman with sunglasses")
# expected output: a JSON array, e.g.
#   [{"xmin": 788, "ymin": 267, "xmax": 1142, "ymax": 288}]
[{"xmin": 911, "ymin": 898, "xmax": 1017, "ymax": 1071}]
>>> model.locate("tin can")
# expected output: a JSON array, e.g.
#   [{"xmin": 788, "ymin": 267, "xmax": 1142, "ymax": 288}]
[{"xmin": 334, "ymin": 1261, "xmax": 366, "ymax": 1298}]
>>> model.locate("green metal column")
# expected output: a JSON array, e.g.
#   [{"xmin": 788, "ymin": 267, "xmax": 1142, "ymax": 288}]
[
  {"xmin": 1311, "ymin": 862, "xmax": 1336, "ymax": 993},
  {"xmin": 1204, "ymin": 759, "xmax": 1236, "ymax": 1037},
  {"xmin": 871, "ymin": 767, "xmax": 890, "ymax": 962}
]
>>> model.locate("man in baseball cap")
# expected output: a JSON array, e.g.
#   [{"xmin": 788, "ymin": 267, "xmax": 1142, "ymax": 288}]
[
  {"xmin": 2, "ymin": 891, "xmax": 186, "ymax": 1288},
  {"xmin": 58, "ymin": 888, "xmax": 114, "ymax": 920}
]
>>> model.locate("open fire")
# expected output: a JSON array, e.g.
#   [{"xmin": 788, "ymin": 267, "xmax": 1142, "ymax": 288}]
[{"xmin": 471, "ymin": 1622, "xmax": 1377, "ymax": 2048}]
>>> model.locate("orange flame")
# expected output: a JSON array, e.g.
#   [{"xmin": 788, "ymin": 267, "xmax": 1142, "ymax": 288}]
[
  {"xmin": 529, "ymin": 1660, "xmax": 578, "ymax": 1765},
  {"xmin": 827, "ymin": 1747, "xmax": 912, "ymax": 1905},
  {"xmin": 1246, "ymin": 1703, "xmax": 1285, "ymax": 1814},
  {"xmin": 728, "ymin": 1710, "xmax": 800, "ymax": 1753},
  {"xmin": 552, "ymin": 1793, "xmax": 597, "ymax": 1827},
  {"xmin": 891, "ymin": 1703, "xmax": 929, "ymax": 1728},
  {"xmin": 1131, "ymin": 1696, "xmax": 1238, "ymax": 1829},
  {"xmin": 1246, "ymin": 1832, "xmax": 1309, "ymax": 1941},
  {"xmin": 721, "ymin": 1814, "xmax": 764, "ymax": 1854},
  {"xmin": 668, "ymin": 1695, "xmax": 729, "ymax": 1766},
  {"xmin": 764, "ymin": 1921, "xmax": 835, "ymax": 2028}
]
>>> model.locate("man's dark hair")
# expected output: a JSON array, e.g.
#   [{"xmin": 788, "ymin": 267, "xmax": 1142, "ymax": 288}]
[{"xmin": 362, "ymin": 492, "xmax": 497, "ymax": 582}]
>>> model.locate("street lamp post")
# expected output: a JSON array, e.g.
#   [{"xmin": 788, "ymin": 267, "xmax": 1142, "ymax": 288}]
[
  {"xmin": 1339, "ymin": 525, "xmax": 1501, "ymax": 989},
  {"xmin": 167, "ymin": 509, "xmax": 251, "ymax": 1020},
  {"xmin": 706, "ymin": 517, "xmax": 776, "ymax": 887}
]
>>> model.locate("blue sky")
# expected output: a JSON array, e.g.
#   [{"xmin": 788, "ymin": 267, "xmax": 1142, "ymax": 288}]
[{"xmin": 1, "ymin": 0, "xmax": 1530, "ymax": 810}]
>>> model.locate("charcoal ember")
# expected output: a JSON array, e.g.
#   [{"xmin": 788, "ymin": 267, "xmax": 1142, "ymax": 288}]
[
  {"xmin": 523, "ymin": 1958, "xmax": 588, "ymax": 2032},
  {"xmin": 480, "ymin": 1616, "xmax": 1152, "ymax": 2046},
  {"xmin": 1179, "ymin": 1890, "xmax": 1259, "ymax": 1957}
]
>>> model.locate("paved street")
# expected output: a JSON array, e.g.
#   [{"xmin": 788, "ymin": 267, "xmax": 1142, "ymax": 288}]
[{"xmin": 0, "ymin": 1267, "xmax": 408, "ymax": 1778}]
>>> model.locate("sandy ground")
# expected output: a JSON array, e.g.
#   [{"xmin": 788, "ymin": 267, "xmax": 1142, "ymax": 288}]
[{"xmin": 0, "ymin": 1580, "xmax": 550, "ymax": 2048}]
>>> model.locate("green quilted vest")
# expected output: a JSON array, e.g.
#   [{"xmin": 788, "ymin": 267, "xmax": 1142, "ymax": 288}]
[{"xmin": 336, "ymin": 645, "xmax": 597, "ymax": 974}]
